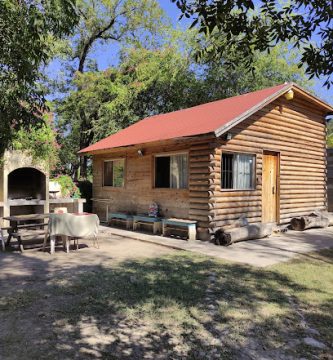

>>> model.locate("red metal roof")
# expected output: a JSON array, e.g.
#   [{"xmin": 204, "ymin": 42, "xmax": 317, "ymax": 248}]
[{"xmin": 79, "ymin": 83, "xmax": 300, "ymax": 154}]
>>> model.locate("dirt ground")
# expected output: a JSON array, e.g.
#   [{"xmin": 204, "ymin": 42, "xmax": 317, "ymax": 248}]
[
  {"xmin": 0, "ymin": 234, "xmax": 332, "ymax": 360},
  {"xmin": 0, "ymin": 234, "xmax": 175, "ymax": 359}
]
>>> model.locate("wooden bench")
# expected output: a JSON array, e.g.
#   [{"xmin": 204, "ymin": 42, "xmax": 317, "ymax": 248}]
[
  {"xmin": 12, "ymin": 228, "xmax": 48, "ymax": 252},
  {"xmin": 133, "ymin": 215, "xmax": 162, "ymax": 234},
  {"xmin": 108, "ymin": 213, "xmax": 133, "ymax": 230},
  {"xmin": 162, "ymin": 219, "xmax": 197, "ymax": 241}
]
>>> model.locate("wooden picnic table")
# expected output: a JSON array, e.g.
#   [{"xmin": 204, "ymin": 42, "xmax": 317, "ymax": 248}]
[{"xmin": 3, "ymin": 213, "xmax": 50, "ymax": 251}]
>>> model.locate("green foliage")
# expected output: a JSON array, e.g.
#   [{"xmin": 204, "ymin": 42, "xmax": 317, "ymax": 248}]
[
  {"xmin": 52, "ymin": 175, "xmax": 81, "ymax": 198},
  {"xmin": 327, "ymin": 121, "xmax": 333, "ymax": 148},
  {"xmin": 172, "ymin": 0, "xmax": 333, "ymax": 88},
  {"xmin": 0, "ymin": 0, "xmax": 78, "ymax": 154},
  {"xmin": 200, "ymin": 43, "xmax": 312, "ymax": 101},
  {"xmin": 12, "ymin": 114, "xmax": 60, "ymax": 170}
]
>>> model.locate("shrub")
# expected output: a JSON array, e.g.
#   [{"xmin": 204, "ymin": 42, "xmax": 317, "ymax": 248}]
[{"xmin": 52, "ymin": 175, "xmax": 81, "ymax": 198}]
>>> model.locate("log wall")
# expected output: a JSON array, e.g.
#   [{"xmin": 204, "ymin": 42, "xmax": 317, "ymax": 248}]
[
  {"xmin": 207, "ymin": 95, "xmax": 327, "ymax": 237},
  {"xmin": 92, "ymin": 140, "xmax": 191, "ymax": 223}
]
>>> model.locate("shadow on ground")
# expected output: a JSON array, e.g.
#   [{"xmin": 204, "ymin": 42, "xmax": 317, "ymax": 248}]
[{"xmin": 0, "ymin": 244, "xmax": 332, "ymax": 359}]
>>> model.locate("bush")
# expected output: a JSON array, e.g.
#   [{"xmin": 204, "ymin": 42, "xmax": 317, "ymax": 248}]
[{"xmin": 51, "ymin": 175, "xmax": 81, "ymax": 198}]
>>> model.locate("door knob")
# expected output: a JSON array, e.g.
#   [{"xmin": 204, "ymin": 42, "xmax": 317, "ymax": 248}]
[{"xmin": 272, "ymin": 186, "xmax": 275, "ymax": 195}]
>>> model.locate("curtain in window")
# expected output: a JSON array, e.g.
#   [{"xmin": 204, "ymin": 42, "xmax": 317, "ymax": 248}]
[
  {"xmin": 233, "ymin": 154, "xmax": 253, "ymax": 189},
  {"xmin": 170, "ymin": 154, "xmax": 188, "ymax": 189},
  {"xmin": 103, "ymin": 162, "xmax": 113, "ymax": 186}
]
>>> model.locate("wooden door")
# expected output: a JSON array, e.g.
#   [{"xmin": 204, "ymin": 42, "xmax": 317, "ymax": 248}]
[{"xmin": 262, "ymin": 152, "xmax": 279, "ymax": 223}]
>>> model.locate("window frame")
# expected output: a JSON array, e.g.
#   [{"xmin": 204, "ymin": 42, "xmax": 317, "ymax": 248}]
[
  {"xmin": 153, "ymin": 151, "xmax": 189, "ymax": 190},
  {"xmin": 102, "ymin": 158, "xmax": 126, "ymax": 188},
  {"xmin": 221, "ymin": 151, "xmax": 256, "ymax": 191}
]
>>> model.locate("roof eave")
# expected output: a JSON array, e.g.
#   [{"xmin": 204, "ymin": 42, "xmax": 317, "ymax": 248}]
[
  {"xmin": 214, "ymin": 83, "xmax": 292, "ymax": 137},
  {"xmin": 215, "ymin": 83, "xmax": 333, "ymax": 137},
  {"xmin": 78, "ymin": 133, "xmax": 215, "ymax": 155}
]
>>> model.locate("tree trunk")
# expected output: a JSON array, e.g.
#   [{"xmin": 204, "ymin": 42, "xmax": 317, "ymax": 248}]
[
  {"xmin": 310, "ymin": 210, "xmax": 333, "ymax": 226},
  {"xmin": 79, "ymin": 155, "xmax": 88, "ymax": 179},
  {"xmin": 290, "ymin": 214, "xmax": 329, "ymax": 231},
  {"xmin": 214, "ymin": 223, "xmax": 273, "ymax": 246}
]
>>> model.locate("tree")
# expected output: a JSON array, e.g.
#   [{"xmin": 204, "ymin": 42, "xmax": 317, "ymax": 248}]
[
  {"xmin": 55, "ymin": 0, "xmax": 168, "ymax": 178},
  {"xmin": 0, "ymin": 0, "xmax": 78, "ymax": 155},
  {"xmin": 199, "ymin": 42, "xmax": 311, "ymax": 101},
  {"xmin": 172, "ymin": 0, "xmax": 333, "ymax": 87}
]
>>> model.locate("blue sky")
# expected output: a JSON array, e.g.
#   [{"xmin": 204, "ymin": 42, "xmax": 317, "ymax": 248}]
[{"xmin": 48, "ymin": 0, "xmax": 332, "ymax": 104}]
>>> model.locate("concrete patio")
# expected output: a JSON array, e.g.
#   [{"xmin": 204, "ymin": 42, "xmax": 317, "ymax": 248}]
[{"xmin": 100, "ymin": 225, "xmax": 333, "ymax": 267}]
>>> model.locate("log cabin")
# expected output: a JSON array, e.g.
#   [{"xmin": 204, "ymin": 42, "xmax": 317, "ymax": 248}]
[{"xmin": 80, "ymin": 83, "xmax": 333, "ymax": 240}]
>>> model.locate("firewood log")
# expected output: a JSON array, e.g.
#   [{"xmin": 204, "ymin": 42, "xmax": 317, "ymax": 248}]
[
  {"xmin": 214, "ymin": 223, "xmax": 273, "ymax": 246},
  {"xmin": 290, "ymin": 214, "xmax": 329, "ymax": 231},
  {"xmin": 310, "ymin": 210, "xmax": 333, "ymax": 226}
]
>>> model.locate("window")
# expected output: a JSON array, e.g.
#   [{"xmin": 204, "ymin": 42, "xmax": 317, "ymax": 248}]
[
  {"xmin": 222, "ymin": 153, "xmax": 255, "ymax": 190},
  {"xmin": 155, "ymin": 153, "xmax": 188, "ymax": 189},
  {"xmin": 103, "ymin": 159, "xmax": 125, "ymax": 187}
]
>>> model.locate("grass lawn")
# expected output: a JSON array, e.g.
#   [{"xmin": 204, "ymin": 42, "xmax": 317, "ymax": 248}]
[{"xmin": 0, "ymin": 248, "xmax": 332, "ymax": 359}]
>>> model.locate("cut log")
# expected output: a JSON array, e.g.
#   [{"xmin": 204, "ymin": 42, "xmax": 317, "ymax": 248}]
[
  {"xmin": 214, "ymin": 223, "xmax": 273, "ymax": 246},
  {"xmin": 290, "ymin": 214, "xmax": 329, "ymax": 231},
  {"xmin": 310, "ymin": 210, "xmax": 333, "ymax": 226}
]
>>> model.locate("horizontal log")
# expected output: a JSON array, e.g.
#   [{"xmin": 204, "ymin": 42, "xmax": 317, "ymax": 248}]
[
  {"xmin": 248, "ymin": 111, "xmax": 324, "ymax": 137},
  {"xmin": 282, "ymin": 197, "xmax": 326, "ymax": 204},
  {"xmin": 280, "ymin": 185, "xmax": 326, "ymax": 190},
  {"xmin": 222, "ymin": 143, "xmax": 324, "ymax": 161},
  {"xmin": 281, "ymin": 202, "xmax": 325, "ymax": 211},
  {"xmin": 189, "ymin": 191, "xmax": 209, "ymax": 198},
  {"xmin": 229, "ymin": 135, "xmax": 324, "ymax": 158},
  {"xmin": 215, "ymin": 223, "xmax": 273, "ymax": 245},
  {"xmin": 210, "ymin": 206, "xmax": 262, "ymax": 215},
  {"xmin": 188, "ymin": 214, "xmax": 209, "ymax": 222},
  {"xmin": 209, "ymin": 216, "xmax": 262, "ymax": 229},
  {"xmin": 240, "ymin": 128, "xmax": 325, "ymax": 151},
  {"xmin": 209, "ymin": 195, "xmax": 262, "ymax": 203},
  {"xmin": 212, "ymin": 201, "xmax": 262, "ymax": 209},
  {"xmin": 245, "ymin": 120, "xmax": 325, "ymax": 146},
  {"xmin": 280, "ymin": 193, "xmax": 326, "ymax": 200},
  {"xmin": 189, "ymin": 208, "xmax": 209, "ymax": 216},
  {"xmin": 211, "ymin": 190, "xmax": 261, "ymax": 197},
  {"xmin": 258, "ymin": 106, "xmax": 325, "ymax": 130},
  {"xmin": 210, "ymin": 211, "xmax": 262, "ymax": 222},
  {"xmin": 280, "ymin": 206, "xmax": 327, "ymax": 217}
]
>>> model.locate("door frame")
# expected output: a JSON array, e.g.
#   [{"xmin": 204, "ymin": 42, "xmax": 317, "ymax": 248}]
[{"xmin": 262, "ymin": 150, "xmax": 280, "ymax": 223}]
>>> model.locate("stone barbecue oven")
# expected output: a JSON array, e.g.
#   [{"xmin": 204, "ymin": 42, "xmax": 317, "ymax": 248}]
[
  {"xmin": 8, "ymin": 168, "xmax": 46, "ymax": 201},
  {"xmin": 0, "ymin": 150, "xmax": 49, "ymax": 219},
  {"xmin": 0, "ymin": 150, "xmax": 85, "ymax": 226}
]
